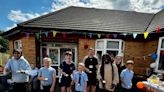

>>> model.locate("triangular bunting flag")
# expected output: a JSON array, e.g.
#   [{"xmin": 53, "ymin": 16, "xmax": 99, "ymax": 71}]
[
  {"xmin": 113, "ymin": 34, "xmax": 118, "ymax": 38},
  {"xmin": 25, "ymin": 32, "xmax": 30, "ymax": 39},
  {"xmin": 106, "ymin": 34, "xmax": 110, "ymax": 38},
  {"xmin": 133, "ymin": 33, "xmax": 138, "ymax": 39},
  {"xmin": 97, "ymin": 34, "xmax": 101, "ymax": 38},
  {"xmin": 63, "ymin": 32, "xmax": 67, "ymax": 39},
  {"xmin": 35, "ymin": 33, "xmax": 40, "ymax": 40},
  {"xmin": 44, "ymin": 32, "xmax": 48, "ymax": 37},
  {"xmin": 156, "ymin": 26, "xmax": 160, "ymax": 33},
  {"xmin": 144, "ymin": 31, "xmax": 149, "ymax": 39},
  {"xmin": 52, "ymin": 31, "xmax": 57, "ymax": 38},
  {"xmin": 88, "ymin": 33, "xmax": 93, "ymax": 38},
  {"xmin": 122, "ymin": 33, "xmax": 127, "ymax": 37}
]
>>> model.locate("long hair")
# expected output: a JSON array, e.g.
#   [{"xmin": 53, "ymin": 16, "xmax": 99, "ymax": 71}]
[{"xmin": 100, "ymin": 53, "xmax": 113, "ymax": 80}]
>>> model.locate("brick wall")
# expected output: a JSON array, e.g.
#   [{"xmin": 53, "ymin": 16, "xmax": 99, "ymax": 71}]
[
  {"xmin": 78, "ymin": 39, "xmax": 96, "ymax": 63},
  {"xmin": 124, "ymin": 40, "xmax": 158, "ymax": 75},
  {"xmin": 8, "ymin": 34, "xmax": 36, "ymax": 65}
]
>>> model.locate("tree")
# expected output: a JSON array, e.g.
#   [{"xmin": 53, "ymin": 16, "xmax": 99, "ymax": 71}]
[{"xmin": 0, "ymin": 36, "xmax": 8, "ymax": 53}]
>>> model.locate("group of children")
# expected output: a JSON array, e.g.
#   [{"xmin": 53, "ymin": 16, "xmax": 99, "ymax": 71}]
[
  {"xmin": 39, "ymin": 50, "xmax": 134, "ymax": 92},
  {"xmin": 4, "ymin": 49, "xmax": 134, "ymax": 92}
]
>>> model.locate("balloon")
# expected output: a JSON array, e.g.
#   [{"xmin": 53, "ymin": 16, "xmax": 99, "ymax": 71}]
[
  {"xmin": 151, "ymin": 53, "xmax": 157, "ymax": 60},
  {"xmin": 136, "ymin": 82, "xmax": 145, "ymax": 89}
]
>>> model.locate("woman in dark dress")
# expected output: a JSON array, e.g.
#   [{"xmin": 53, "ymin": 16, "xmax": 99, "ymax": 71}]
[{"xmin": 60, "ymin": 51, "xmax": 75, "ymax": 92}]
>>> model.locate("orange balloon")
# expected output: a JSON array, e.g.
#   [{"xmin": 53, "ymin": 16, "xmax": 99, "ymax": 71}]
[{"xmin": 136, "ymin": 82, "xmax": 144, "ymax": 89}]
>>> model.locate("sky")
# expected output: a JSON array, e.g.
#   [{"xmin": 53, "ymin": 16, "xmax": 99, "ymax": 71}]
[{"xmin": 0, "ymin": 0, "xmax": 163, "ymax": 31}]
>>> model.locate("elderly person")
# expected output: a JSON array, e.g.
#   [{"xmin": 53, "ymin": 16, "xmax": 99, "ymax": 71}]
[
  {"xmin": 4, "ymin": 49, "xmax": 31, "ymax": 92},
  {"xmin": 97, "ymin": 53, "xmax": 119, "ymax": 92}
]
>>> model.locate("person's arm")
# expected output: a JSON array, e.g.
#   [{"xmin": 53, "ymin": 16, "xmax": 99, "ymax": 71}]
[
  {"xmin": 38, "ymin": 69, "xmax": 45, "ymax": 81},
  {"xmin": 84, "ymin": 73, "xmax": 88, "ymax": 92},
  {"xmin": 4, "ymin": 59, "xmax": 11, "ymax": 73},
  {"xmin": 84, "ymin": 81, "xmax": 87, "ymax": 92},
  {"xmin": 112, "ymin": 64, "xmax": 119, "ymax": 88},
  {"xmin": 96, "ymin": 65, "xmax": 102, "ymax": 81},
  {"xmin": 50, "ymin": 69, "xmax": 56, "ymax": 92},
  {"xmin": 120, "ymin": 70, "xmax": 126, "ymax": 86}
]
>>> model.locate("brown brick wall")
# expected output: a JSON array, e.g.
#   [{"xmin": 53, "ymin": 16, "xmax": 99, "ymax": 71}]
[
  {"xmin": 8, "ymin": 34, "xmax": 36, "ymax": 64},
  {"xmin": 78, "ymin": 39, "xmax": 96, "ymax": 63},
  {"xmin": 124, "ymin": 40, "xmax": 158, "ymax": 75},
  {"xmin": 21, "ymin": 35, "xmax": 36, "ymax": 64}
]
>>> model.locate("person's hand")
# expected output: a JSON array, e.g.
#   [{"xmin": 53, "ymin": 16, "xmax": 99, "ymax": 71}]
[
  {"xmin": 50, "ymin": 87, "xmax": 54, "ymax": 92},
  {"xmin": 110, "ymin": 84, "xmax": 116, "ymax": 89},
  {"xmin": 71, "ymin": 80, "xmax": 74, "ymax": 86},
  {"xmin": 84, "ymin": 89, "xmax": 87, "ymax": 92}
]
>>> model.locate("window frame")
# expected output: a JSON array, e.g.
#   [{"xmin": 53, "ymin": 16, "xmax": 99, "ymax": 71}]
[
  {"xmin": 95, "ymin": 39, "xmax": 124, "ymax": 61},
  {"xmin": 155, "ymin": 36, "xmax": 164, "ymax": 73}
]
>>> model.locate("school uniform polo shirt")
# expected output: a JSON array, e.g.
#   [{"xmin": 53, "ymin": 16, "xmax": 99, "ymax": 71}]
[
  {"xmin": 39, "ymin": 67, "xmax": 56, "ymax": 86},
  {"xmin": 120, "ymin": 68, "xmax": 134, "ymax": 89}
]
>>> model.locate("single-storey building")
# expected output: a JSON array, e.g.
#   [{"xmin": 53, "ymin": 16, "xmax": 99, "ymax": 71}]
[{"xmin": 1, "ymin": 6, "xmax": 164, "ymax": 76}]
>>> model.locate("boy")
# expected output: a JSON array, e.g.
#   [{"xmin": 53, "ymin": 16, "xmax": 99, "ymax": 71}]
[
  {"xmin": 38, "ymin": 57, "xmax": 56, "ymax": 92},
  {"xmin": 73, "ymin": 63, "xmax": 88, "ymax": 92},
  {"xmin": 120, "ymin": 60, "xmax": 134, "ymax": 92}
]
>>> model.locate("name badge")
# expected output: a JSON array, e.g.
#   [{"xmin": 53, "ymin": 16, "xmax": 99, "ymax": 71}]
[{"xmin": 89, "ymin": 65, "xmax": 93, "ymax": 68}]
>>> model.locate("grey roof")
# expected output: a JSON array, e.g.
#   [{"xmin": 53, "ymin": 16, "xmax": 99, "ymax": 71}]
[
  {"xmin": 147, "ymin": 10, "xmax": 164, "ymax": 32},
  {"xmin": 18, "ymin": 6, "xmax": 155, "ymax": 33}
]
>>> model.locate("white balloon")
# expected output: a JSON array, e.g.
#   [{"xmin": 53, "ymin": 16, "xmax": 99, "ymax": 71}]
[{"xmin": 150, "ymin": 62, "xmax": 156, "ymax": 68}]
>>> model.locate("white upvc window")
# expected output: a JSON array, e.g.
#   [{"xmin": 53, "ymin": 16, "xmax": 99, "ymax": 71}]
[
  {"xmin": 95, "ymin": 39, "xmax": 124, "ymax": 61},
  {"xmin": 156, "ymin": 37, "xmax": 164, "ymax": 73},
  {"xmin": 14, "ymin": 40, "xmax": 22, "ymax": 50}
]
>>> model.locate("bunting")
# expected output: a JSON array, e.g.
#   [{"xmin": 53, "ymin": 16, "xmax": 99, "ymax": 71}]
[
  {"xmin": 44, "ymin": 32, "xmax": 48, "ymax": 37},
  {"xmin": 88, "ymin": 33, "xmax": 93, "ymax": 38},
  {"xmin": 25, "ymin": 32, "xmax": 30, "ymax": 39},
  {"xmin": 35, "ymin": 33, "xmax": 40, "ymax": 40},
  {"xmin": 97, "ymin": 34, "xmax": 101, "ymax": 38},
  {"xmin": 52, "ymin": 31, "xmax": 57, "ymax": 38},
  {"xmin": 144, "ymin": 31, "xmax": 149, "ymax": 39},
  {"xmin": 113, "ymin": 34, "xmax": 117, "ymax": 38},
  {"xmin": 133, "ymin": 33, "xmax": 138, "ymax": 39}
]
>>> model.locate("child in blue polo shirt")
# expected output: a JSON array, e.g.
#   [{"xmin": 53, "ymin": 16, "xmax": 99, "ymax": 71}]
[
  {"xmin": 120, "ymin": 60, "xmax": 134, "ymax": 92},
  {"xmin": 73, "ymin": 63, "xmax": 88, "ymax": 92},
  {"xmin": 38, "ymin": 57, "xmax": 56, "ymax": 92}
]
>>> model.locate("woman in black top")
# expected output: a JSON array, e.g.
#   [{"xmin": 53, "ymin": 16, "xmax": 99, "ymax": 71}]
[{"xmin": 60, "ymin": 51, "xmax": 75, "ymax": 92}]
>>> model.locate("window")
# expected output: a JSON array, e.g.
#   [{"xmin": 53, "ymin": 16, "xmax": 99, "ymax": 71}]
[
  {"xmin": 156, "ymin": 37, "xmax": 164, "ymax": 73},
  {"xmin": 95, "ymin": 39, "xmax": 124, "ymax": 61},
  {"xmin": 14, "ymin": 40, "xmax": 22, "ymax": 50}
]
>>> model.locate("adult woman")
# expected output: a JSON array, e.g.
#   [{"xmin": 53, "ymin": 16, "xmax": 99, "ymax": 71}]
[{"xmin": 97, "ymin": 53, "xmax": 119, "ymax": 92}]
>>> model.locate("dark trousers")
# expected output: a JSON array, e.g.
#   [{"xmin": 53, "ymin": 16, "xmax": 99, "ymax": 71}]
[
  {"xmin": 99, "ymin": 89, "xmax": 112, "ymax": 92},
  {"xmin": 121, "ymin": 87, "xmax": 132, "ymax": 92},
  {"xmin": 13, "ymin": 83, "xmax": 28, "ymax": 92},
  {"xmin": 42, "ymin": 85, "xmax": 51, "ymax": 92}
]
